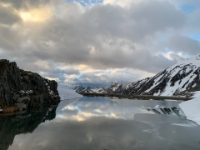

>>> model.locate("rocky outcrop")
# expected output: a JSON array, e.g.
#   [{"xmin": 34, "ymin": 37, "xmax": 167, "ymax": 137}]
[{"xmin": 0, "ymin": 59, "xmax": 60, "ymax": 112}]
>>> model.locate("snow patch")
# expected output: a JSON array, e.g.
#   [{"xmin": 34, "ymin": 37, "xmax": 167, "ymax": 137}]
[
  {"xmin": 179, "ymin": 92, "xmax": 200, "ymax": 125},
  {"xmin": 171, "ymin": 123, "xmax": 196, "ymax": 127},
  {"xmin": 58, "ymin": 84, "xmax": 82, "ymax": 100}
]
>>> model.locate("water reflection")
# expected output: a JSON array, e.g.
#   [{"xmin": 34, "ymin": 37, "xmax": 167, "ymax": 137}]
[
  {"xmin": 0, "ymin": 106, "xmax": 58, "ymax": 150},
  {"xmin": 112, "ymin": 98, "xmax": 185, "ymax": 117},
  {"xmin": 0, "ymin": 97, "xmax": 199, "ymax": 150},
  {"xmin": 56, "ymin": 97, "xmax": 154, "ymax": 121}
]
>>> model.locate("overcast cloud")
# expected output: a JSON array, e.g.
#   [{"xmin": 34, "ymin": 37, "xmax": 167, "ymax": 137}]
[{"xmin": 0, "ymin": 0, "xmax": 199, "ymax": 87}]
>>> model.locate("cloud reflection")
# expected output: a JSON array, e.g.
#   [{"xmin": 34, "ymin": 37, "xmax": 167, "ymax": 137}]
[{"xmin": 56, "ymin": 97, "xmax": 153, "ymax": 122}]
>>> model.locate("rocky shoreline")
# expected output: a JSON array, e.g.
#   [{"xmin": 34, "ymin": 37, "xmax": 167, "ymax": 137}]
[{"xmin": 0, "ymin": 59, "xmax": 60, "ymax": 113}]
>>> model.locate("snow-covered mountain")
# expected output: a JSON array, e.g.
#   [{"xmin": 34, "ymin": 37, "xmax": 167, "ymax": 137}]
[
  {"xmin": 73, "ymin": 86, "xmax": 106, "ymax": 94},
  {"xmin": 74, "ymin": 55, "xmax": 200, "ymax": 96}
]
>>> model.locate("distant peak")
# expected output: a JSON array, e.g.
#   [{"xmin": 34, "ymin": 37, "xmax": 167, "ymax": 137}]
[
  {"xmin": 173, "ymin": 54, "xmax": 200, "ymax": 68},
  {"xmin": 195, "ymin": 54, "xmax": 200, "ymax": 60},
  {"xmin": 187, "ymin": 54, "xmax": 200, "ymax": 61}
]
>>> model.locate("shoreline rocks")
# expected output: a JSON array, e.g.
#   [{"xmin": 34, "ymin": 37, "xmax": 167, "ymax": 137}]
[{"xmin": 0, "ymin": 59, "xmax": 60, "ymax": 113}]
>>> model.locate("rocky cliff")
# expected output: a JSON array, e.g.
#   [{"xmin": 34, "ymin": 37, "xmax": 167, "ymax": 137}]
[{"xmin": 0, "ymin": 59, "xmax": 60, "ymax": 113}]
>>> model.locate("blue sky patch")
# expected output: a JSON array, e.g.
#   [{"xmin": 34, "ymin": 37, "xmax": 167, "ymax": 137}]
[
  {"xmin": 180, "ymin": 4, "xmax": 197, "ymax": 14},
  {"xmin": 66, "ymin": 0, "xmax": 103, "ymax": 6},
  {"xmin": 189, "ymin": 31, "xmax": 200, "ymax": 41}
]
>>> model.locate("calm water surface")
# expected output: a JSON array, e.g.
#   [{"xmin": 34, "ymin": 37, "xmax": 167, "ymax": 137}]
[{"xmin": 0, "ymin": 97, "xmax": 200, "ymax": 150}]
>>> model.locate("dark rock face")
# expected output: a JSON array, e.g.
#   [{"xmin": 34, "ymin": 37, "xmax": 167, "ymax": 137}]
[{"xmin": 0, "ymin": 59, "xmax": 60, "ymax": 111}]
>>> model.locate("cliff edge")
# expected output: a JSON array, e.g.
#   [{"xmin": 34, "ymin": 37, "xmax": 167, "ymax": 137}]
[{"xmin": 0, "ymin": 59, "xmax": 60, "ymax": 113}]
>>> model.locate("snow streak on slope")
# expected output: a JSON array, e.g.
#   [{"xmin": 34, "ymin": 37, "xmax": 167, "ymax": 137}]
[
  {"xmin": 179, "ymin": 92, "xmax": 200, "ymax": 125},
  {"xmin": 58, "ymin": 84, "xmax": 82, "ymax": 100}
]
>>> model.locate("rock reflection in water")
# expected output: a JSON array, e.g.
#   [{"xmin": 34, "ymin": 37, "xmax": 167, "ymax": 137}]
[{"xmin": 0, "ymin": 106, "xmax": 58, "ymax": 150}]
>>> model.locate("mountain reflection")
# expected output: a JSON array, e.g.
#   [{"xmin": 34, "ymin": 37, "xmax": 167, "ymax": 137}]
[{"xmin": 0, "ymin": 106, "xmax": 58, "ymax": 150}]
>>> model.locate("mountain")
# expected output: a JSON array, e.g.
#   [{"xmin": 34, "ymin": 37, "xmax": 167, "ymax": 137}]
[
  {"xmin": 74, "ymin": 55, "xmax": 200, "ymax": 97},
  {"xmin": 73, "ymin": 86, "xmax": 106, "ymax": 94}
]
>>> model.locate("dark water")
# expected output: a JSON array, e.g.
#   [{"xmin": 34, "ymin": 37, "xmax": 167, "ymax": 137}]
[{"xmin": 1, "ymin": 97, "xmax": 200, "ymax": 150}]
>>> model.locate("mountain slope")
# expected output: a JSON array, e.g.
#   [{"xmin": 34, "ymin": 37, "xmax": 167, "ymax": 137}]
[
  {"xmin": 179, "ymin": 91, "xmax": 200, "ymax": 125},
  {"xmin": 74, "ymin": 55, "xmax": 200, "ymax": 96}
]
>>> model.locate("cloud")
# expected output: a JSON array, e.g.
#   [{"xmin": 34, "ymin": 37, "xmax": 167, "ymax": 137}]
[
  {"xmin": 168, "ymin": 35, "xmax": 200, "ymax": 55},
  {"xmin": 0, "ymin": 4, "xmax": 21, "ymax": 25},
  {"xmin": 46, "ymin": 68, "xmax": 80, "ymax": 82},
  {"xmin": 0, "ymin": 25, "xmax": 22, "ymax": 50},
  {"xmin": 103, "ymin": 0, "xmax": 141, "ymax": 7},
  {"xmin": 2, "ymin": 0, "xmax": 182, "ymax": 71},
  {"xmin": 0, "ymin": 0, "xmax": 199, "ymax": 86},
  {"xmin": 65, "ymin": 67, "xmax": 155, "ymax": 87},
  {"xmin": 0, "ymin": 0, "xmax": 50, "ymax": 9}
]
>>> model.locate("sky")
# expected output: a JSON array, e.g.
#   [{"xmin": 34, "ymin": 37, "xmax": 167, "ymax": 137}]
[{"xmin": 0, "ymin": 0, "xmax": 200, "ymax": 87}]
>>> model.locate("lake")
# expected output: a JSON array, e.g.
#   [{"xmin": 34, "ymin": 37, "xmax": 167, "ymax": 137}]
[{"xmin": 1, "ymin": 97, "xmax": 200, "ymax": 150}]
